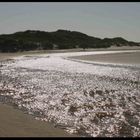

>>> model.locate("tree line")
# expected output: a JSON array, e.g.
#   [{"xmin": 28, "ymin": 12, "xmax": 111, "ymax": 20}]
[{"xmin": 0, "ymin": 29, "xmax": 139, "ymax": 52}]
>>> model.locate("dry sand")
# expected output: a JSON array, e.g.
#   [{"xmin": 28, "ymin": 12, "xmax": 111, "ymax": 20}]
[{"xmin": 0, "ymin": 53, "xmax": 19, "ymax": 61}]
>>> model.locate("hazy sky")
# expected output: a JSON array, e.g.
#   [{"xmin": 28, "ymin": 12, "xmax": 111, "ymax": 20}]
[{"xmin": 0, "ymin": 2, "xmax": 140, "ymax": 42}]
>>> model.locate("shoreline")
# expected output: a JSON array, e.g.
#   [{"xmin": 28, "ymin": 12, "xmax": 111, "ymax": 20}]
[
  {"xmin": 0, "ymin": 46, "xmax": 140, "ymax": 59},
  {"xmin": 0, "ymin": 103, "xmax": 76, "ymax": 137},
  {"xmin": 0, "ymin": 47, "xmax": 140, "ymax": 137},
  {"xmin": 69, "ymin": 51, "xmax": 140, "ymax": 65},
  {"xmin": 0, "ymin": 53, "xmax": 78, "ymax": 137}
]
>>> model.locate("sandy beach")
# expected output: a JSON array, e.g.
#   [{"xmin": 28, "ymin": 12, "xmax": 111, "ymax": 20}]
[{"xmin": 0, "ymin": 47, "xmax": 140, "ymax": 137}]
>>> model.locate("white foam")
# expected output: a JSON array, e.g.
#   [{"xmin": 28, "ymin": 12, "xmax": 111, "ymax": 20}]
[{"xmin": 0, "ymin": 50, "xmax": 140, "ymax": 137}]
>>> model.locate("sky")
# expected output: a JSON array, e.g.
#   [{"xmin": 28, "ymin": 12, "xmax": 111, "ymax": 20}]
[{"xmin": 0, "ymin": 2, "xmax": 140, "ymax": 42}]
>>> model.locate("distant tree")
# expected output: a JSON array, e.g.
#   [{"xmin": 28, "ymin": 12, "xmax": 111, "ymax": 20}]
[
  {"xmin": 0, "ymin": 29, "xmax": 139, "ymax": 52},
  {"xmin": 80, "ymin": 43, "xmax": 88, "ymax": 50},
  {"xmin": 0, "ymin": 38, "xmax": 19, "ymax": 52},
  {"xmin": 42, "ymin": 42, "xmax": 53, "ymax": 50}
]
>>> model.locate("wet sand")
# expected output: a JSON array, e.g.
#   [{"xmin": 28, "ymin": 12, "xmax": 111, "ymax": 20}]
[
  {"xmin": 0, "ymin": 103, "xmax": 76, "ymax": 137},
  {"xmin": 70, "ymin": 51, "xmax": 140, "ymax": 65}
]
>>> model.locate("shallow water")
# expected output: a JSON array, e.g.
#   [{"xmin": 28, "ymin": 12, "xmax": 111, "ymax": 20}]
[{"xmin": 0, "ymin": 50, "xmax": 140, "ymax": 137}]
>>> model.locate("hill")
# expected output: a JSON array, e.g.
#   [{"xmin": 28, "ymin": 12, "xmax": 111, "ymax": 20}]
[{"xmin": 0, "ymin": 29, "xmax": 139, "ymax": 52}]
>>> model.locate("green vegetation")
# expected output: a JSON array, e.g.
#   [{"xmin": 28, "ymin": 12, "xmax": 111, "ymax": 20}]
[{"xmin": 0, "ymin": 29, "xmax": 139, "ymax": 52}]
